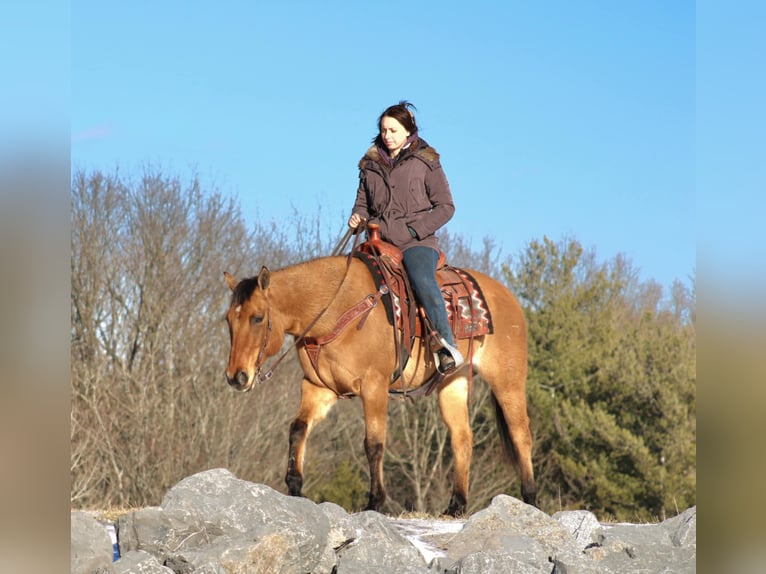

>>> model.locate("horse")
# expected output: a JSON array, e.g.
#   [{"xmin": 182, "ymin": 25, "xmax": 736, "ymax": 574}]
[{"xmin": 224, "ymin": 254, "xmax": 537, "ymax": 516}]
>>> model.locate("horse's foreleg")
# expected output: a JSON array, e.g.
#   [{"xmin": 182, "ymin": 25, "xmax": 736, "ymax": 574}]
[
  {"xmin": 285, "ymin": 378, "xmax": 338, "ymax": 497},
  {"xmin": 438, "ymin": 377, "xmax": 473, "ymax": 517},
  {"xmin": 360, "ymin": 379, "xmax": 389, "ymax": 512}
]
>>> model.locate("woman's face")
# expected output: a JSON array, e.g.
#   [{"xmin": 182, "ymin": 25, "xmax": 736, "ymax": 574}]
[{"xmin": 380, "ymin": 116, "xmax": 410, "ymax": 156}]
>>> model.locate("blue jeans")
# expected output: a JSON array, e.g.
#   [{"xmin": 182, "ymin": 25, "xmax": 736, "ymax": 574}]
[{"xmin": 402, "ymin": 246, "xmax": 455, "ymax": 346}]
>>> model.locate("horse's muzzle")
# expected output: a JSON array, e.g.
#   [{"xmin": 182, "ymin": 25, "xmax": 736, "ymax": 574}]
[{"xmin": 226, "ymin": 370, "xmax": 252, "ymax": 391}]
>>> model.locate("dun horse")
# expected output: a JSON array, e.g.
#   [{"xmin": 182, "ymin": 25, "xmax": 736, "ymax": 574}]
[{"xmin": 224, "ymin": 253, "xmax": 536, "ymax": 516}]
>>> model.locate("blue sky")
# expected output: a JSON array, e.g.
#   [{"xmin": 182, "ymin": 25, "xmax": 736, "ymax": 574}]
[{"xmin": 68, "ymin": 1, "xmax": 696, "ymax": 289}]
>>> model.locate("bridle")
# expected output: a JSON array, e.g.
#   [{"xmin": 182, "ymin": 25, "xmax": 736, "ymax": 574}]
[
  {"xmin": 250, "ymin": 224, "xmax": 367, "ymax": 385},
  {"xmin": 253, "ymin": 306, "xmax": 273, "ymax": 384}
]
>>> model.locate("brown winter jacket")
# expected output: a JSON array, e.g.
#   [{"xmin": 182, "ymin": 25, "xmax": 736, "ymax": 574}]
[{"xmin": 352, "ymin": 137, "xmax": 455, "ymax": 252}]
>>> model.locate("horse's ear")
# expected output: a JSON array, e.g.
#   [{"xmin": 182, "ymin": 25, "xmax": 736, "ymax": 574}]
[
  {"xmin": 224, "ymin": 271, "xmax": 238, "ymax": 292},
  {"xmin": 257, "ymin": 266, "xmax": 270, "ymax": 291}
]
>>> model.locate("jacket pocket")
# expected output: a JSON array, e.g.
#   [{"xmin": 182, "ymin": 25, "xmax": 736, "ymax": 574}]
[
  {"xmin": 381, "ymin": 217, "xmax": 412, "ymax": 247},
  {"xmin": 408, "ymin": 177, "xmax": 428, "ymax": 208}
]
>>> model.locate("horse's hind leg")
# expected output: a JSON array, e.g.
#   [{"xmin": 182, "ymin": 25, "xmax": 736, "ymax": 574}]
[
  {"xmin": 481, "ymin": 356, "xmax": 538, "ymax": 506},
  {"xmin": 285, "ymin": 378, "xmax": 338, "ymax": 497},
  {"xmin": 438, "ymin": 376, "xmax": 472, "ymax": 516},
  {"xmin": 493, "ymin": 382, "xmax": 537, "ymax": 506}
]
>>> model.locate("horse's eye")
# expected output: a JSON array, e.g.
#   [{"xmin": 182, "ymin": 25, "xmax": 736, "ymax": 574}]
[{"xmin": 250, "ymin": 314, "xmax": 264, "ymax": 326}]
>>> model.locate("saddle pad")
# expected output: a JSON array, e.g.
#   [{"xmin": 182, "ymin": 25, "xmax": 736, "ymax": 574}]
[{"xmin": 437, "ymin": 267, "xmax": 494, "ymax": 339}]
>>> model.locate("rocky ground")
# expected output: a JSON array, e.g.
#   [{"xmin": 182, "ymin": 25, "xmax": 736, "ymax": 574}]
[{"xmin": 71, "ymin": 468, "xmax": 696, "ymax": 573}]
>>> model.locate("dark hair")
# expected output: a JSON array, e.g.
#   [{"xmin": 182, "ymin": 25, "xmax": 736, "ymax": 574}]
[{"xmin": 377, "ymin": 100, "xmax": 418, "ymax": 135}]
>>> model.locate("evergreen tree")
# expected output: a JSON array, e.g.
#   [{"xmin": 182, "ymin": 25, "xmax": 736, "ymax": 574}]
[{"xmin": 504, "ymin": 236, "xmax": 695, "ymax": 520}]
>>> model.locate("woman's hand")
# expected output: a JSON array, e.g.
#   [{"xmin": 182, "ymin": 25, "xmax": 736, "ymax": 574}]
[{"xmin": 348, "ymin": 213, "xmax": 362, "ymax": 228}]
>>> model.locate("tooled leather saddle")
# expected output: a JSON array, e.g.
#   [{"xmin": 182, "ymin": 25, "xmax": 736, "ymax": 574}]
[
  {"xmin": 301, "ymin": 224, "xmax": 494, "ymax": 397},
  {"xmin": 354, "ymin": 225, "xmax": 493, "ymax": 390}
]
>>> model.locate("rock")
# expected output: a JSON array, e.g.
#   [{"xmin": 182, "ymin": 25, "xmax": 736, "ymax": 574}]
[
  {"xmin": 112, "ymin": 550, "xmax": 175, "ymax": 573},
  {"xmin": 552, "ymin": 509, "xmax": 601, "ymax": 548},
  {"xmin": 117, "ymin": 506, "xmax": 214, "ymax": 557},
  {"xmin": 575, "ymin": 512, "xmax": 697, "ymax": 573},
  {"xmin": 161, "ymin": 468, "xmax": 332, "ymax": 573},
  {"xmin": 584, "ymin": 540, "xmax": 696, "ymax": 573},
  {"xmin": 318, "ymin": 500, "xmax": 358, "ymax": 550},
  {"xmin": 71, "ymin": 510, "xmax": 113, "ymax": 574},
  {"xmin": 449, "ymin": 550, "xmax": 551, "ymax": 574},
  {"xmin": 446, "ymin": 494, "xmax": 579, "ymax": 567},
  {"xmin": 661, "ymin": 506, "xmax": 697, "ymax": 548},
  {"xmin": 333, "ymin": 511, "xmax": 428, "ymax": 573},
  {"xmin": 71, "ymin": 470, "xmax": 696, "ymax": 574},
  {"xmin": 388, "ymin": 517, "xmax": 464, "ymax": 565},
  {"xmin": 166, "ymin": 532, "xmax": 313, "ymax": 574}
]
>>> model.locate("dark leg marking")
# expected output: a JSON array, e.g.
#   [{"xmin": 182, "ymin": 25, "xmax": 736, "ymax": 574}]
[
  {"xmin": 285, "ymin": 419, "xmax": 308, "ymax": 497},
  {"xmin": 522, "ymin": 480, "xmax": 538, "ymax": 507},
  {"xmin": 363, "ymin": 439, "xmax": 386, "ymax": 511},
  {"xmin": 444, "ymin": 492, "xmax": 467, "ymax": 517}
]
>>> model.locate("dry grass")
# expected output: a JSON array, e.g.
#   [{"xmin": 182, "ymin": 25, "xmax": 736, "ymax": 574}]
[{"xmin": 73, "ymin": 506, "xmax": 143, "ymax": 523}]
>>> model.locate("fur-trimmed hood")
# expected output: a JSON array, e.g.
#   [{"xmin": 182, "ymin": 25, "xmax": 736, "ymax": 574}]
[{"xmin": 358, "ymin": 137, "xmax": 440, "ymax": 171}]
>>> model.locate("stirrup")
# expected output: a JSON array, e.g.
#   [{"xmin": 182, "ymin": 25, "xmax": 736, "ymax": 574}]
[{"xmin": 434, "ymin": 338, "xmax": 464, "ymax": 375}]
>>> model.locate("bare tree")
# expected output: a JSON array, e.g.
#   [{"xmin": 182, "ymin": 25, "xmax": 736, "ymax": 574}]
[
  {"xmin": 70, "ymin": 167, "xmax": 297, "ymax": 507},
  {"xmin": 72, "ymin": 175, "xmax": 694, "ymax": 520}
]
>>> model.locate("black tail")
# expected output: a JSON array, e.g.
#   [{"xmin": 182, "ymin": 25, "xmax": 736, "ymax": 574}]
[{"xmin": 492, "ymin": 393, "xmax": 518, "ymax": 468}]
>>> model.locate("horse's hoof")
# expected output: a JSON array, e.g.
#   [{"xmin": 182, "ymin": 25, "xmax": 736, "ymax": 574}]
[
  {"xmin": 364, "ymin": 490, "xmax": 386, "ymax": 513},
  {"xmin": 522, "ymin": 484, "xmax": 538, "ymax": 507},
  {"xmin": 285, "ymin": 474, "xmax": 303, "ymax": 497},
  {"xmin": 444, "ymin": 505, "xmax": 466, "ymax": 518},
  {"xmin": 444, "ymin": 493, "xmax": 467, "ymax": 517},
  {"xmin": 363, "ymin": 501, "xmax": 382, "ymax": 513}
]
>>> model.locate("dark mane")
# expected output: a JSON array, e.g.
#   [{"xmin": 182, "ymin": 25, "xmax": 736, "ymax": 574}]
[
  {"xmin": 230, "ymin": 256, "xmax": 339, "ymax": 306},
  {"xmin": 232, "ymin": 276, "xmax": 260, "ymax": 305}
]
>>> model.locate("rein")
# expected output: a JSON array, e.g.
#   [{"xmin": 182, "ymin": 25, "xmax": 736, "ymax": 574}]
[
  {"xmin": 253, "ymin": 225, "xmax": 366, "ymax": 384},
  {"xmin": 253, "ymin": 309, "xmax": 273, "ymax": 383}
]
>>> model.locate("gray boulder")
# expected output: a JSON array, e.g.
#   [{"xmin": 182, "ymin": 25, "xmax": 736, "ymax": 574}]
[
  {"xmin": 446, "ymin": 494, "xmax": 580, "ymax": 570},
  {"xmin": 71, "ymin": 470, "xmax": 696, "ymax": 574},
  {"xmin": 145, "ymin": 468, "xmax": 332, "ymax": 573},
  {"xmin": 71, "ymin": 510, "xmax": 113, "ymax": 574},
  {"xmin": 117, "ymin": 506, "xmax": 214, "ymax": 557},
  {"xmin": 318, "ymin": 500, "xmax": 358, "ymax": 551},
  {"xmin": 552, "ymin": 509, "xmax": 601, "ymax": 547},
  {"xmin": 112, "ymin": 550, "xmax": 175, "ymax": 574},
  {"xmin": 333, "ymin": 510, "xmax": 428, "ymax": 574},
  {"xmin": 661, "ymin": 505, "xmax": 697, "ymax": 548},
  {"xmin": 566, "ymin": 506, "xmax": 697, "ymax": 573},
  {"xmin": 448, "ymin": 549, "xmax": 550, "ymax": 574}
]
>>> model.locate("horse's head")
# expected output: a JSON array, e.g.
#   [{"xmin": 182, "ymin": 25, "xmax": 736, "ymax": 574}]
[{"xmin": 224, "ymin": 267, "xmax": 281, "ymax": 392}]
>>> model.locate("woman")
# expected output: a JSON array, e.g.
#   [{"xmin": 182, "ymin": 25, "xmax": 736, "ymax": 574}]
[{"xmin": 348, "ymin": 101, "xmax": 463, "ymax": 374}]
